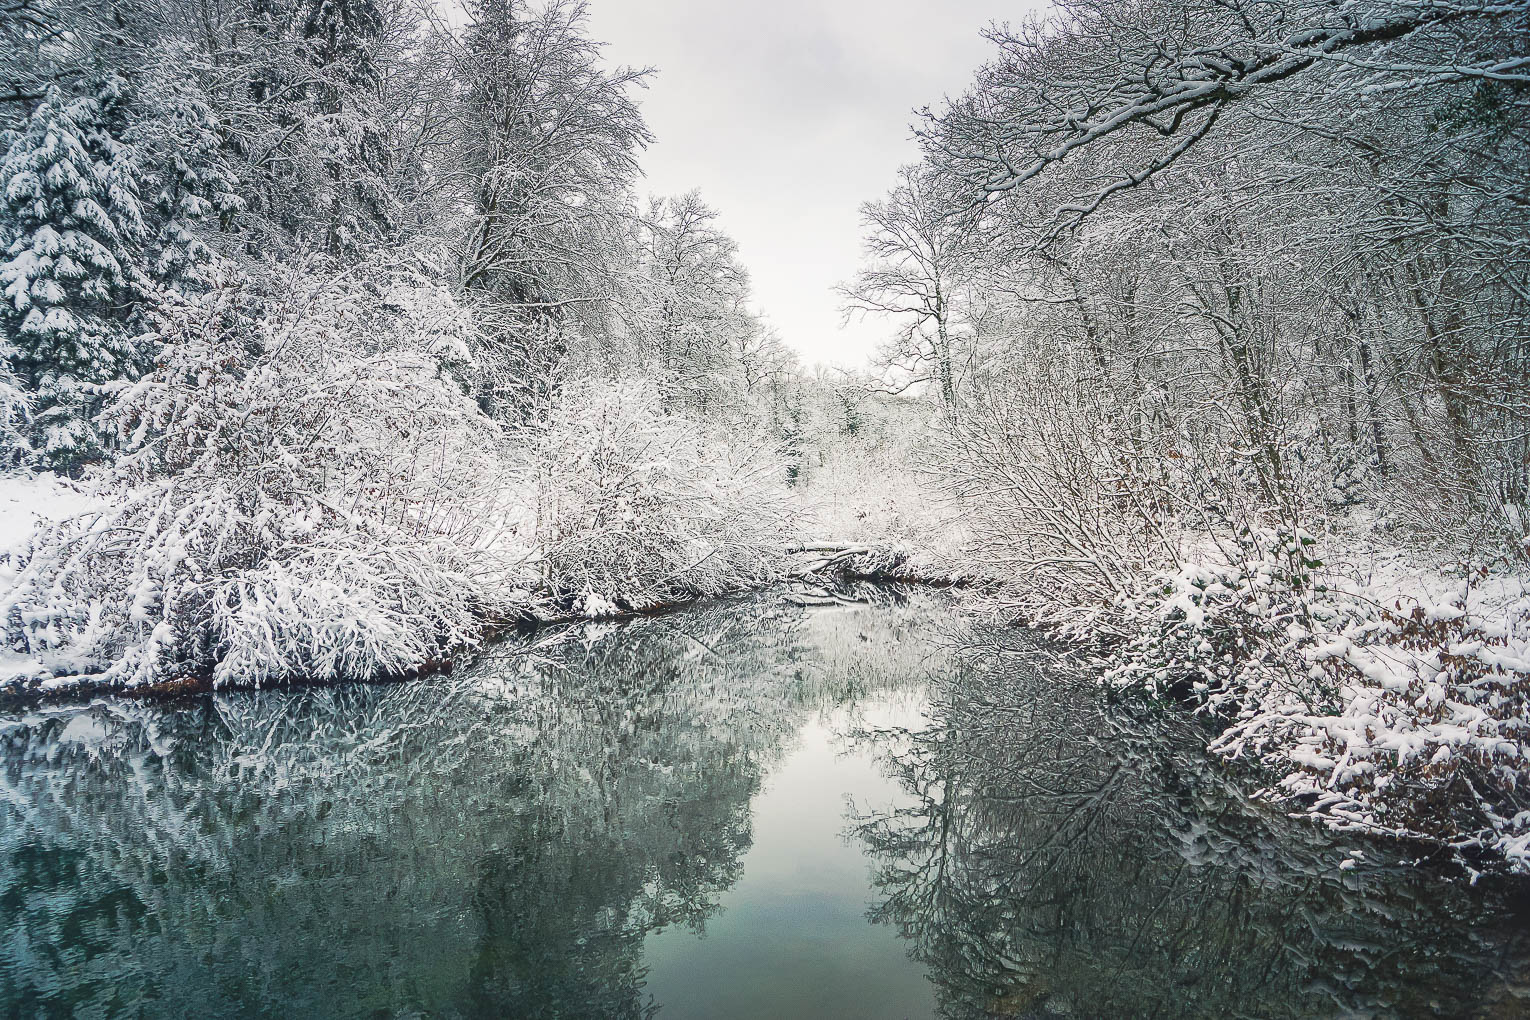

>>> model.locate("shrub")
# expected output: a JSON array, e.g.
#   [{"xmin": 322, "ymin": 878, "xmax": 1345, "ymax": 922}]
[
  {"xmin": 1104, "ymin": 532, "xmax": 1530, "ymax": 870},
  {"xmin": 1, "ymin": 263, "xmax": 532, "ymax": 689},
  {"xmin": 531, "ymin": 380, "xmax": 793, "ymax": 614},
  {"xmin": 1213, "ymin": 584, "xmax": 1530, "ymax": 869}
]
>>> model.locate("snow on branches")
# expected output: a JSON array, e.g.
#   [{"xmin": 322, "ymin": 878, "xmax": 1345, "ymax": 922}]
[
  {"xmin": 531, "ymin": 379, "xmax": 794, "ymax": 615},
  {"xmin": 0, "ymin": 75, "xmax": 146, "ymax": 466},
  {"xmin": 1, "ymin": 261, "xmax": 532, "ymax": 690},
  {"xmin": 1100, "ymin": 534, "xmax": 1530, "ymax": 871},
  {"xmin": 0, "ymin": 259, "xmax": 806, "ymax": 688}
]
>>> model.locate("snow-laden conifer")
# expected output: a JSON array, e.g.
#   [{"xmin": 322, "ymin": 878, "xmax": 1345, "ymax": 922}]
[
  {"xmin": 135, "ymin": 60, "xmax": 243, "ymax": 289},
  {"xmin": 0, "ymin": 75, "xmax": 145, "ymax": 468}
]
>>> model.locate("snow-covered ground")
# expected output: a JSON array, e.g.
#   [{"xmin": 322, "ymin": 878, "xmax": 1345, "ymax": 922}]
[{"xmin": 0, "ymin": 471, "xmax": 96, "ymax": 554}]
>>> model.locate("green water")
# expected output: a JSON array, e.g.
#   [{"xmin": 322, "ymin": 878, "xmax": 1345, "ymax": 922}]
[{"xmin": 0, "ymin": 592, "xmax": 1524, "ymax": 1018}]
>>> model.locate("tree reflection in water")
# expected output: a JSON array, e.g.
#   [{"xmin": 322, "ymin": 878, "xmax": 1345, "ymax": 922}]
[
  {"xmin": 3, "ymin": 593, "xmax": 1525, "ymax": 1019},
  {"xmin": 850, "ymin": 631, "xmax": 1530, "ymax": 1019},
  {"xmin": 0, "ymin": 592, "xmax": 942, "ymax": 1019}
]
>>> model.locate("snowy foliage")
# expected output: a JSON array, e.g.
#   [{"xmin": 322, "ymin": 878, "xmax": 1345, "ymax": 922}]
[
  {"xmin": 788, "ymin": 382, "xmax": 964, "ymax": 563},
  {"xmin": 1, "ymin": 264, "xmax": 532, "ymax": 689},
  {"xmin": 531, "ymin": 380, "xmax": 793, "ymax": 615},
  {"xmin": 132, "ymin": 56, "xmax": 243, "ymax": 288},
  {"xmin": 1093, "ymin": 535, "xmax": 1530, "ymax": 870},
  {"xmin": 1212, "ymin": 579, "xmax": 1530, "ymax": 871},
  {"xmin": 0, "ymin": 361, "xmax": 29, "ymax": 465},
  {"xmin": 939, "ymin": 357, "xmax": 1191, "ymax": 606}
]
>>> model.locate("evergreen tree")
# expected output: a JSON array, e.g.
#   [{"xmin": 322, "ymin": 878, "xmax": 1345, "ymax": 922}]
[
  {"xmin": 141, "ymin": 72, "xmax": 243, "ymax": 289},
  {"xmin": 301, "ymin": 0, "xmax": 383, "ymax": 90},
  {"xmin": 0, "ymin": 354, "xmax": 31, "ymax": 466},
  {"xmin": 0, "ymin": 76, "xmax": 146, "ymax": 468},
  {"xmin": 299, "ymin": 0, "xmax": 394, "ymax": 252}
]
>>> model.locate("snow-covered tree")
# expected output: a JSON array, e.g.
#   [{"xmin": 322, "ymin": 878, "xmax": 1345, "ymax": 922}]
[
  {"xmin": 632, "ymin": 191, "xmax": 760, "ymax": 415},
  {"xmin": 299, "ymin": 0, "xmax": 396, "ymax": 251},
  {"xmin": 840, "ymin": 165, "xmax": 975, "ymax": 408},
  {"xmin": 455, "ymin": 0, "xmax": 649, "ymax": 299},
  {"xmin": 0, "ymin": 75, "xmax": 145, "ymax": 467},
  {"xmin": 301, "ymin": 0, "xmax": 384, "ymax": 85},
  {"xmin": 452, "ymin": 0, "xmax": 650, "ymax": 413},
  {"xmin": 0, "ymin": 357, "xmax": 30, "ymax": 465},
  {"xmin": 1, "ymin": 261, "xmax": 529, "ymax": 688},
  {"xmin": 135, "ymin": 59, "xmax": 243, "ymax": 289},
  {"xmin": 531, "ymin": 379, "xmax": 793, "ymax": 613}
]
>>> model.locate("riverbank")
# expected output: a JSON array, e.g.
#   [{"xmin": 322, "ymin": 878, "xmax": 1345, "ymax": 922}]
[
  {"xmin": 0, "ymin": 377, "xmax": 799, "ymax": 697},
  {"xmin": 6, "ymin": 462, "xmax": 1525, "ymax": 875},
  {"xmin": 0, "ymin": 467, "xmax": 948, "ymax": 700},
  {"xmin": 0, "ymin": 544, "xmax": 954, "ymax": 703},
  {"xmin": 995, "ymin": 531, "xmax": 1530, "ymax": 876},
  {"xmin": 789, "ymin": 477, "xmax": 1530, "ymax": 875}
]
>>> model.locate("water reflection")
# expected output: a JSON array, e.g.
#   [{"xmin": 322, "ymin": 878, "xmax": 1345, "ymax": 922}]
[
  {"xmin": 0, "ymin": 592, "xmax": 945, "ymax": 1018},
  {"xmin": 0, "ymin": 593, "xmax": 1525, "ymax": 1019},
  {"xmin": 850, "ymin": 632, "xmax": 1530, "ymax": 1019}
]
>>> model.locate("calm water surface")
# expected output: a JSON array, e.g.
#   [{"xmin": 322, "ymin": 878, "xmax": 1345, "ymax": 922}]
[{"xmin": 0, "ymin": 592, "xmax": 1525, "ymax": 1018}]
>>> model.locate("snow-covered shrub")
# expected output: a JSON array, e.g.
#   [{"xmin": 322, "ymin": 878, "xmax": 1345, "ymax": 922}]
[
  {"xmin": 0, "ymin": 262, "xmax": 533, "ymax": 689},
  {"xmin": 791, "ymin": 391, "xmax": 959, "ymax": 556},
  {"xmin": 1212, "ymin": 584, "xmax": 1530, "ymax": 870},
  {"xmin": 530, "ymin": 379, "xmax": 793, "ymax": 614},
  {"xmin": 935, "ymin": 332, "xmax": 1323, "ymax": 617},
  {"xmin": 1101, "ymin": 528, "xmax": 1340, "ymax": 706},
  {"xmin": 1104, "ymin": 533, "xmax": 1530, "ymax": 871}
]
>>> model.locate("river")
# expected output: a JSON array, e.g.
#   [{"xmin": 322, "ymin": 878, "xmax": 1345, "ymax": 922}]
[{"xmin": 0, "ymin": 591, "xmax": 1524, "ymax": 1018}]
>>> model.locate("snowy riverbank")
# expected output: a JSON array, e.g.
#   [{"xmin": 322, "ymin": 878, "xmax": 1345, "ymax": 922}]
[
  {"xmin": 1061, "ymin": 531, "xmax": 1530, "ymax": 874},
  {"xmin": 795, "ymin": 473, "xmax": 1530, "ymax": 874},
  {"xmin": 0, "ymin": 375, "xmax": 799, "ymax": 697}
]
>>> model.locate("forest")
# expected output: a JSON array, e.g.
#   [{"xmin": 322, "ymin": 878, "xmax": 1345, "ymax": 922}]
[{"xmin": 0, "ymin": 0, "xmax": 1526, "ymax": 873}]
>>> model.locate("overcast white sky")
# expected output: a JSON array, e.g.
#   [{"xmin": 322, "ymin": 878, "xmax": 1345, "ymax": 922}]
[{"xmin": 583, "ymin": 1, "xmax": 1034, "ymax": 368}]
